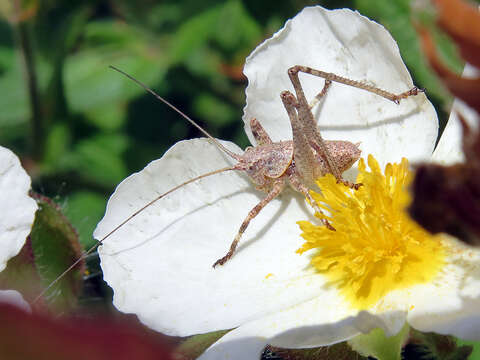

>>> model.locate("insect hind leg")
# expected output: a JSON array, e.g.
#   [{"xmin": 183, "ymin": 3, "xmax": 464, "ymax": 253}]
[
  {"xmin": 289, "ymin": 65, "xmax": 424, "ymax": 104},
  {"xmin": 309, "ymin": 79, "xmax": 332, "ymax": 110}
]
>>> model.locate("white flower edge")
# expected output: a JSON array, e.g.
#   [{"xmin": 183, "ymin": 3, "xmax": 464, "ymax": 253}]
[
  {"xmin": 0, "ymin": 289, "xmax": 31, "ymax": 313},
  {"xmin": 0, "ymin": 146, "xmax": 37, "ymax": 272},
  {"xmin": 96, "ymin": 138, "xmax": 335, "ymax": 335},
  {"xmin": 431, "ymin": 64, "xmax": 480, "ymax": 165},
  {"xmin": 243, "ymin": 6, "xmax": 438, "ymax": 172},
  {"xmin": 197, "ymin": 239, "xmax": 480, "ymax": 359},
  {"xmin": 199, "ymin": 310, "xmax": 406, "ymax": 360}
]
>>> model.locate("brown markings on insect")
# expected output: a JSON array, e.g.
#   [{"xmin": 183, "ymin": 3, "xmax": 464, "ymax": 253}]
[
  {"xmin": 211, "ymin": 65, "xmax": 423, "ymax": 267},
  {"xmin": 34, "ymin": 65, "xmax": 424, "ymax": 302}
]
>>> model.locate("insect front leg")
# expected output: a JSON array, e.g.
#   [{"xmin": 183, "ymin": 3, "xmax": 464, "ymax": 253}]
[
  {"xmin": 250, "ymin": 117, "xmax": 273, "ymax": 146},
  {"xmin": 213, "ymin": 179, "xmax": 286, "ymax": 267}
]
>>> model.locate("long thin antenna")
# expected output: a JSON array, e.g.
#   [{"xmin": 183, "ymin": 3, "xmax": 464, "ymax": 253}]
[
  {"xmin": 33, "ymin": 166, "xmax": 236, "ymax": 304},
  {"xmin": 109, "ymin": 65, "xmax": 242, "ymax": 161}
]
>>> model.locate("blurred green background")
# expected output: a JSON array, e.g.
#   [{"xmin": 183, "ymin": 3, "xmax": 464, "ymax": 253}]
[{"xmin": 0, "ymin": 0, "xmax": 464, "ymax": 306}]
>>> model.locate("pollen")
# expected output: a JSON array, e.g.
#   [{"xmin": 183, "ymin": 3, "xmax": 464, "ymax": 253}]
[{"xmin": 297, "ymin": 155, "xmax": 446, "ymax": 309}]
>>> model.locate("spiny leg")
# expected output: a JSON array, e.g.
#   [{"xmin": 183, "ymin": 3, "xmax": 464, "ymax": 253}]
[
  {"xmin": 281, "ymin": 91, "xmax": 344, "ymax": 229},
  {"xmin": 281, "ymin": 90, "xmax": 318, "ymax": 186},
  {"xmin": 212, "ymin": 180, "xmax": 286, "ymax": 267},
  {"xmin": 289, "ymin": 65, "xmax": 425, "ymax": 104},
  {"xmin": 287, "ymin": 68, "xmax": 342, "ymax": 181},
  {"xmin": 339, "ymin": 179, "xmax": 362, "ymax": 190},
  {"xmin": 309, "ymin": 79, "xmax": 332, "ymax": 110},
  {"xmin": 287, "ymin": 169, "xmax": 335, "ymax": 231},
  {"xmin": 250, "ymin": 117, "xmax": 273, "ymax": 146}
]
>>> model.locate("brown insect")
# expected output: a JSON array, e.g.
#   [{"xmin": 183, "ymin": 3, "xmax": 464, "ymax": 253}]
[{"xmin": 34, "ymin": 65, "xmax": 423, "ymax": 301}]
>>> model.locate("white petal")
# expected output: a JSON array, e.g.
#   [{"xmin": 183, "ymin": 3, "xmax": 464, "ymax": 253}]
[
  {"xmin": 0, "ymin": 146, "xmax": 37, "ymax": 272},
  {"xmin": 406, "ymin": 238, "xmax": 480, "ymax": 340},
  {"xmin": 243, "ymin": 6, "xmax": 438, "ymax": 169},
  {"xmin": 96, "ymin": 138, "xmax": 335, "ymax": 336},
  {"xmin": 200, "ymin": 303, "xmax": 406, "ymax": 360},
  {"xmin": 0, "ymin": 289, "xmax": 31, "ymax": 312},
  {"xmin": 363, "ymin": 236, "xmax": 480, "ymax": 340},
  {"xmin": 431, "ymin": 64, "xmax": 480, "ymax": 165}
]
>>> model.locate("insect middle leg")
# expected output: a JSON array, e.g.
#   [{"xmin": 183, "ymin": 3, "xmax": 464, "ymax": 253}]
[
  {"xmin": 212, "ymin": 179, "xmax": 286, "ymax": 268},
  {"xmin": 286, "ymin": 167, "xmax": 335, "ymax": 231}
]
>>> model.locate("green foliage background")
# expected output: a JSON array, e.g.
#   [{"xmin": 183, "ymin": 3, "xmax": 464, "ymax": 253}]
[{"xmin": 0, "ymin": 1, "xmax": 473, "ymax": 357}]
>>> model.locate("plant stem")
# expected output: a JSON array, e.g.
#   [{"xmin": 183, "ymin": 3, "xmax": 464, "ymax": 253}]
[{"xmin": 14, "ymin": 0, "xmax": 44, "ymax": 160}]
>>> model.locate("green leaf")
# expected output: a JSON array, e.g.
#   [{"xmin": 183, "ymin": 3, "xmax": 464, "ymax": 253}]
[
  {"xmin": 175, "ymin": 330, "xmax": 231, "ymax": 360},
  {"xmin": 348, "ymin": 323, "xmax": 409, "ymax": 360},
  {"xmin": 193, "ymin": 93, "xmax": 236, "ymax": 128},
  {"xmin": 65, "ymin": 50, "xmax": 166, "ymax": 112},
  {"xmin": 0, "ymin": 47, "xmax": 51, "ymax": 127},
  {"xmin": 268, "ymin": 342, "xmax": 369, "ymax": 360},
  {"xmin": 0, "ymin": 239, "xmax": 41, "ymax": 302},
  {"xmin": 63, "ymin": 191, "xmax": 106, "ymax": 249},
  {"xmin": 64, "ymin": 21, "xmax": 167, "ymax": 112},
  {"xmin": 66, "ymin": 133, "xmax": 129, "ymax": 187},
  {"xmin": 457, "ymin": 340, "xmax": 480, "ymax": 360},
  {"xmin": 169, "ymin": 6, "xmax": 222, "ymax": 64},
  {"xmin": 29, "ymin": 193, "xmax": 84, "ymax": 311},
  {"xmin": 409, "ymin": 330, "xmax": 473, "ymax": 360},
  {"xmin": 84, "ymin": 103, "xmax": 126, "ymax": 131},
  {"xmin": 0, "ymin": 51, "xmax": 30, "ymax": 126},
  {"xmin": 43, "ymin": 123, "xmax": 71, "ymax": 171},
  {"xmin": 215, "ymin": 0, "xmax": 261, "ymax": 52}
]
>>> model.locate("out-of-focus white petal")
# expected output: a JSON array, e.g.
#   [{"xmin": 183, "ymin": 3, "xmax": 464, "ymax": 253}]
[
  {"xmin": 405, "ymin": 239, "xmax": 480, "ymax": 340},
  {"xmin": 199, "ymin": 308, "xmax": 406, "ymax": 360},
  {"xmin": 243, "ymin": 6, "xmax": 438, "ymax": 170},
  {"xmin": 0, "ymin": 146, "xmax": 37, "ymax": 272},
  {"xmin": 431, "ymin": 64, "xmax": 480, "ymax": 165},
  {"xmin": 0, "ymin": 289, "xmax": 31, "ymax": 312}
]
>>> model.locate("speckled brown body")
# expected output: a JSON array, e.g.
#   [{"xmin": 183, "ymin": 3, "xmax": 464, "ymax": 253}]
[
  {"xmin": 235, "ymin": 139, "xmax": 360, "ymax": 193},
  {"xmin": 212, "ymin": 65, "xmax": 421, "ymax": 266}
]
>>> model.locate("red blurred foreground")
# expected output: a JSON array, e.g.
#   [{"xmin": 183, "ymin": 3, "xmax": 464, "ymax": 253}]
[{"xmin": 0, "ymin": 303, "xmax": 175, "ymax": 360}]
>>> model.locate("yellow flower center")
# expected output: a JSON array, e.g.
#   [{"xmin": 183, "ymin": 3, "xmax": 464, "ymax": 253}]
[{"xmin": 297, "ymin": 155, "xmax": 446, "ymax": 309}]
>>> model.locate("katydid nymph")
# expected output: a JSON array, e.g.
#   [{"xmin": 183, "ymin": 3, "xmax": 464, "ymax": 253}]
[{"xmin": 34, "ymin": 64, "xmax": 423, "ymax": 302}]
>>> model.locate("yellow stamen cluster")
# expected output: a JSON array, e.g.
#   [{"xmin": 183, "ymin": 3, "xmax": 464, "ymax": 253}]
[{"xmin": 297, "ymin": 155, "xmax": 445, "ymax": 309}]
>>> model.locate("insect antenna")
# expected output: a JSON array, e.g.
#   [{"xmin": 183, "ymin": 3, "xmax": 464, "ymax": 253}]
[
  {"xmin": 109, "ymin": 66, "xmax": 242, "ymax": 161},
  {"xmin": 33, "ymin": 166, "xmax": 236, "ymax": 304}
]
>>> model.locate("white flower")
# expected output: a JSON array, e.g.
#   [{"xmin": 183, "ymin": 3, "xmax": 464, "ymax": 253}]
[
  {"xmin": 93, "ymin": 6, "xmax": 480, "ymax": 360},
  {"xmin": 431, "ymin": 64, "xmax": 480, "ymax": 165},
  {"xmin": 0, "ymin": 146, "xmax": 38, "ymax": 272}
]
